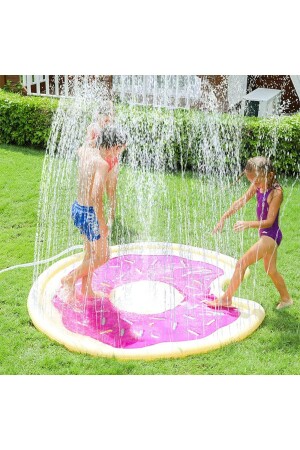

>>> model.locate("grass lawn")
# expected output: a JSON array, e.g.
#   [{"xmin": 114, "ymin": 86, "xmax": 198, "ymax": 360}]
[{"xmin": 0, "ymin": 144, "xmax": 299, "ymax": 375}]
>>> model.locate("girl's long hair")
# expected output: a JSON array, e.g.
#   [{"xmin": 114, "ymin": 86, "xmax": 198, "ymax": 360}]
[{"xmin": 234, "ymin": 156, "xmax": 280, "ymax": 190}]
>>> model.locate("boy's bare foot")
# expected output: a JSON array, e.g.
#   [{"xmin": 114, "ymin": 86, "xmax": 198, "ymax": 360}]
[
  {"xmin": 65, "ymin": 291, "xmax": 109, "ymax": 312},
  {"xmin": 81, "ymin": 290, "xmax": 108, "ymax": 299},
  {"xmin": 67, "ymin": 296, "xmax": 84, "ymax": 311},
  {"xmin": 61, "ymin": 276, "xmax": 75, "ymax": 296},
  {"xmin": 204, "ymin": 297, "xmax": 235, "ymax": 308},
  {"xmin": 58, "ymin": 286, "xmax": 84, "ymax": 311},
  {"xmin": 60, "ymin": 284, "xmax": 75, "ymax": 302},
  {"xmin": 276, "ymin": 299, "xmax": 293, "ymax": 310}
]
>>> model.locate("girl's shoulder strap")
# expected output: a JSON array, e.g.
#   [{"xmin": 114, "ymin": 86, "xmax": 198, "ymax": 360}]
[{"xmin": 269, "ymin": 182, "xmax": 283, "ymax": 202}]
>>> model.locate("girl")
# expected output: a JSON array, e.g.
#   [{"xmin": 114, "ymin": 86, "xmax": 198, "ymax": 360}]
[
  {"xmin": 206, "ymin": 156, "xmax": 293, "ymax": 310},
  {"xmin": 86, "ymin": 100, "xmax": 114, "ymax": 147}
]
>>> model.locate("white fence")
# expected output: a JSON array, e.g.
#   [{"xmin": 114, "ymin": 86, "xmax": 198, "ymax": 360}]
[
  {"xmin": 23, "ymin": 75, "xmax": 60, "ymax": 97},
  {"xmin": 22, "ymin": 75, "xmax": 202, "ymax": 109},
  {"xmin": 22, "ymin": 75, "xmax": 103, "ymax": 98},
  {"xmin": 113, "ymin": 75, "xmax": 202, "ymax": 109}
]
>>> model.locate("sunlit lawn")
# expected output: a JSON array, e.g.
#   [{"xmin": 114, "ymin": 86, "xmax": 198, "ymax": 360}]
[{"xmin": 0, "ymin": 144, "xmax": 299, "ymax": 374}]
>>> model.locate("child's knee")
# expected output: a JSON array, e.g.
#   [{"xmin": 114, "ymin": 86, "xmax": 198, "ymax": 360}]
[
  {"xmin": 236, "ymin": 257, "xmax": 248, "ymax": 272},
  {"xmin": 93, "ymin": 254, "xmax": 109, "ymax": 268},
  {"xmin": 93, "ymin": 258, "xmax": 103, "ymax": 268},
  {"xmin": 265, "ymin": 266, "xmax": 278, "ymax": 278}
]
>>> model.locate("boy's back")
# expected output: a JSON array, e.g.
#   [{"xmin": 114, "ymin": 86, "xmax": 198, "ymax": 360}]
[{"xmin": 76, "ymin": 145, "xmax": 108, "ymax": 207}]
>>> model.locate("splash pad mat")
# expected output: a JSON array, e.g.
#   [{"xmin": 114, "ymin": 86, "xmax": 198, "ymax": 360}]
[{"xmin": 28, "ymin": 243, "xmax": 265, "ymax": 360}]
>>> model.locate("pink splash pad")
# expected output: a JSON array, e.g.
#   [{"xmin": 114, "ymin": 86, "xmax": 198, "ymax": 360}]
[{"xmin": 53, "ymin": 254, "xmax": 240, "ymax": 349}]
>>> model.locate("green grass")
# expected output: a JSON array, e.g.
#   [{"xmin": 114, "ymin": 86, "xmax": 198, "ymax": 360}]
[{"xmin": 0, "ymin": 144, "xmax": 299, "ymax": 374}]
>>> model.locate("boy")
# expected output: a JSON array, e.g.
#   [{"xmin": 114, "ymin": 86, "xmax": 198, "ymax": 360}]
[
  {"xmin": 61, "ymin": 125, "xmax": 127, "ymax": 305},
  {"xmin": 86, "ymin": 100, "xmax": 119, "ymax": 227}
]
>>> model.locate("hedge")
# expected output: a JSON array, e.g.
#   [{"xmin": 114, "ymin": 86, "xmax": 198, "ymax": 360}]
[
  {"xmin": 0, "ymin": 90, "xmax": 299, "ymax": 175},
  {"xmin": 241, "ymin": 115, "xmax": 300, "ymax": 176},
  {"xmin": 117, "ymin": 104, "xmax": 300, "ymax": 176},
  {"xmin": 0, "ymin": 90, "xmax": 58, "ymax": 148}
]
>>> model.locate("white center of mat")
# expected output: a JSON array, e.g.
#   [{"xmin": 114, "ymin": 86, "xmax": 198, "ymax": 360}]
[{"xmin": 110, "ymin": 280, "xmax": 184, "ymax": 314}]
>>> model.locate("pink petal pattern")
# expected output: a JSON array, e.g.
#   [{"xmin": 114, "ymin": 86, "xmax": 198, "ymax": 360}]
[{"xmin": 53, "ymin": 254, "xmax": 240, "ymax": 349}]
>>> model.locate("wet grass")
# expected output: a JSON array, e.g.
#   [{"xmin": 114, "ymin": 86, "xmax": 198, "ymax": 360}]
[{"xmin": 0, "ymin": 144, "xmax": 299, "ymax": 374}]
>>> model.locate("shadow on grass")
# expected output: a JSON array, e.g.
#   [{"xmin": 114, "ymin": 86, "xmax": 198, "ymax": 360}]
[
  {"xmin": 0, "ymin": 143, "xmax": 45, "ymax": 157},
  {"xmin": 260, "ymin": 308, "xmax": 300, "ymax": 353}
]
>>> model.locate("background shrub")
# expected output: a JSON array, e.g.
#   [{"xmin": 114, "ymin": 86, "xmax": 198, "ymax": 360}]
[
  {"xmin": 0, "ymin": 90, "xmax": 58, "ymax": 148},
  {"xmin": 241, "ymin": 115, "xmax": 300, "ymax": 176},
  {"xmin": 118, "ymin": 103, "xmax": 300, "ymax": 175},
  {"xmin": 0, "ymin": 90, "xmax": 299, "ymax": 175}
]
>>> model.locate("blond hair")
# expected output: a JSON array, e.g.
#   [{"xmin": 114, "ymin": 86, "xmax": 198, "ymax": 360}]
[
  {"xmin": 245, "ymin": 156, "xmax": 278, "ymax": 188},
  {"xmin": 245, "ymin": 156, "xmax": 274, "ymax": 175}
]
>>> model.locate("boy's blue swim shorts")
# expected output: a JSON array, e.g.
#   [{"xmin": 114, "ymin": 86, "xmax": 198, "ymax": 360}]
[{"xmin": 71, "ymin": 201, "xmax": 101, "ymax": 241}]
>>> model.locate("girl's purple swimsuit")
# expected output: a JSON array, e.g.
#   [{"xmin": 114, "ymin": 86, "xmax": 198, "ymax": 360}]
[{"xmin": 256, "ymin": 186, "xmax": 282, "ymax": 246}]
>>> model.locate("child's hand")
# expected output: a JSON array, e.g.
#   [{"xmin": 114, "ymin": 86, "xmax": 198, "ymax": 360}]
[
  {"xmin": 212, "ymin": 220, "xmax": 225, "ymax": 234},
  {"xmin": 233, "ymin": 221, "xmax": 249, "ymax": 232}
]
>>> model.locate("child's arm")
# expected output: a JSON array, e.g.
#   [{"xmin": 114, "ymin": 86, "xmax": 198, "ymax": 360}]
[
  {"xmin": 92, "ymin": 165, "xmax": 109, "ymax": 237},
  {"xmin": 86, "ymin": 123, "xmax": 98, "ymax": 147},
  {"xmin": 234, "ymin": 187, "xmax": 283, "ymax": 232},
  {"xmin": 87, "ymin": 123, "xmax": 94, "ymax": 139},
  {"xmin": 213, "ymin": 184, "xmax": 256, "ymax": 233},
  {"xmin": 105, "ymin": 169, "xmax": 118, "ymax": 228}
]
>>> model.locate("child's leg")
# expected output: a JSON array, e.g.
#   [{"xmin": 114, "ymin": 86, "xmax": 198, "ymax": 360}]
[
  {"xmin": 81, "ymin": 236, "xmax": 109, "ymax": 297},
  {"xmin": 206, "ymin": 237, "xmax": 274, "ymax": 307},
  {"xmin": 106, "ymin": 174, "xmax": 118, "ymax": 224},
  {"xmin": 80, "ymin": 239, "xmax": 95, "ymax": 296},
  {"xmin": 61, "ymin": 238, "xmax": 106, "ymax": 298},
  {"xmin": 61, "ymin": 237, "xmax": 87, "ymax": 292},
  {"xmin": 263, "ymin": 243, "xmax": 292, "ymax": 306}
]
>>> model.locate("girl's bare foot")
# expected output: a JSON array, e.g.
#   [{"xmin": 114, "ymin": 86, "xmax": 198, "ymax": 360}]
[
  {"xmin": 276, "ymin": 299, "xmax": 293, "ymax": 310},
  {"xmin": 205, "ymin": 297, "xmax": 235, "ymax": 308}
]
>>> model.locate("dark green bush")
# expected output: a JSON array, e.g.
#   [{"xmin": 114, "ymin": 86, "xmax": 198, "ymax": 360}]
[
  {"xmin": 2, "ymin": 79, "xmax": 24, "ymax": 94},
  {"xmin": 241, "ymin": 115, "xmax": 300, "ymax": 176},
  {"xmin": 1, "ymin": 89, "xmax": 299, "ymax": 175},
  {"xmin": 0, "ymin": 90, "xmax": 58, "ymax": 148},
  {"xmin": 117, "ymin": 104, "xmax": 300, "ymax": 175}
]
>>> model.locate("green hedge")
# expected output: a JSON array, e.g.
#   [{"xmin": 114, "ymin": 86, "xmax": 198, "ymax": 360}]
[
  {"xmin": 0, "ymin": 90, "xmax": 299, "ymax": 175},
  {"xmin": 0, "ymin": 90, "xmax": 58, "ymax": 148},
  {"xmin": 241, "ymin": 115, "xmax": 300, "ymax": 176},
  {"xmin": 117, "ymin": 104, "xmax": 300, "ymax": 176}
]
